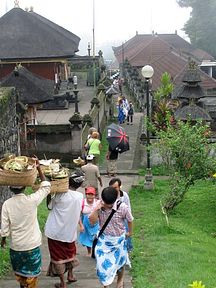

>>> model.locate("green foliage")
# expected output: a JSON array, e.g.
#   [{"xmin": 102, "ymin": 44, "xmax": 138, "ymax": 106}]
[
  {"xmin": 0, "ymin": 248, "xmax": 10, "ymax": 278},
  {"xmin": 99, "ymin": 130, "xmax": 109, "ymax": 165},
  {"xmin": 154, "ymin": 72, "xmax": 174, "ymax": 103},
  {"xmin": 176, "ymin": 0, "xmax": 216, "ymax": 57},
  {"xmin": 155, "ymin": 120, "xmax": 216, "ymax": 211},
  {"xmin": 130, "ymin": 179, "xmax": 216, "ymax": 287},
  {"xmin": 152, "ymin": 72, "xmax": 177, "ymax": 132}
]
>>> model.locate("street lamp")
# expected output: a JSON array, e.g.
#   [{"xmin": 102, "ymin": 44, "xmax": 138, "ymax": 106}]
[
  {"xmin": 73, "ymin": 89, "xmax": 79, "ymax": 114},
  {"xmin": 141, "ymin": 65, "xmax": 154, "ymax": 190}
]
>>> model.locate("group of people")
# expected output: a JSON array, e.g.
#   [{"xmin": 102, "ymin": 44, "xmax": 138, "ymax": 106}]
[
  {"xmin": 81, "ymin": 126, "xmax": 118, "ymax": 179},
  {"xmin": 0, "ymin": 156, "xmax": 133, "ymax": 288},
  {"xmin": 117, "ymin": 96, "xmax": 134, "ymax": 125}
]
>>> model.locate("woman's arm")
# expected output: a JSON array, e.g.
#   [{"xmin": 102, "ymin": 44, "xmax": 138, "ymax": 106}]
[
  {"xmin": 79, "ymin": 217, "xmax": 85, "ymax": 232},
  {"xmin": 126, "ymin": 221, "xmax": 133, "ymax": 237},
  {"xmin": 89, "ymin": 200, "xmax": 103, "ymax": 225}
]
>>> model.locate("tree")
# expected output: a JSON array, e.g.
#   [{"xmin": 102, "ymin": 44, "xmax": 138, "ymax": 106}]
[
  {"xmin": 155, "ymin": 120, "xmax": 216, "ymax": 212},
  {"xmin": 176, "ymin": 0, "xmax": 216, "ymax": 57},
  {"xmin": 151, "ymin": 72, "xmax": 178, "ymax": 131}
]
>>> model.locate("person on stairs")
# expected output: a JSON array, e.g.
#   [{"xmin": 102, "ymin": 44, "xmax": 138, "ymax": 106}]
[
  {"xmin": 127, "ymin": 101, "xmax": 134, "ymax": 125},
  {"xmin": 45, "ymin": 170, "xmax": 85, "ymax": 288},
  {"xmin": 89, "ymin": 186, "xmax": 133, "ymax": 288},
  {"xmin": 79, "ymin": 186, "xmax": 99, "ymax": 256},
  {"xmin": 1, "ymin": 157, "xmax": 51, "ymax": 288}
]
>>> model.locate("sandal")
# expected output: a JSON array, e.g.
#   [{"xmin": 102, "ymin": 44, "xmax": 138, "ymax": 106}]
[
  {"xmin": 54, "ymin": 283, "xmax": 67, "ymax": 288},
  {"xmin": 67, "ymin": 277, "xmax": 77, "ymax": 283}
]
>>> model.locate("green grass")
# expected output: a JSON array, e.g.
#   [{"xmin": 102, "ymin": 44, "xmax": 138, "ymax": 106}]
[
  {"xmin": 138, "ymin": 164, "xmax": 169, "ymax": 176},
  {"xmin": 0, "ymin": 249, "xmax": 10, "ymax": 278},
  {"xmin": 99, "ymin": 118, "xmax": 118, "ymax": 165},
  {"xmin": 130, "ymin": 179, "xmax": 216, "ymax": 288},
  {"xmin": 99, "ymin": 130, "xmax": 109, "ymax": 165}
]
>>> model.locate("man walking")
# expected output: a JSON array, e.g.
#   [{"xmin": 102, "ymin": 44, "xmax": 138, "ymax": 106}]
[
  {"xmin": 45, "ymin": 170, "xmax": 85, "ymax": 288},
  {"xmin": 106, "ymin": 145, "xmax": 119, "ymax": 177},
  {"xmin": 81, "ymin": 154, "xmax": 103, "ymax": 198},
  {"xmin": 1, "ymin": 159, "xmax": 51, "ymax": 288}
]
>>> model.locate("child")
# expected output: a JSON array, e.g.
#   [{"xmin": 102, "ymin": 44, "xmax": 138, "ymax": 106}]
[
  {"xmin": 127, "ymin": 101, "xmax": 134, "ymax": 125},
  {"xmin": 89, "ymin": 187, "xmax": 133, "ymax": 288},
  {"xmin": 79, "ymin": 187, "xmax": 99, "ymax": 256}
]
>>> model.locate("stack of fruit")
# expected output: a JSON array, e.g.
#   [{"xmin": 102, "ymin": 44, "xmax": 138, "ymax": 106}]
[
  {"xmin": 0, "ymin": 155, "xmax": 37, "ymax": 186},
  {"xmin": 34, "ymin": 159, "xmax": 69, "ymax": 193}
]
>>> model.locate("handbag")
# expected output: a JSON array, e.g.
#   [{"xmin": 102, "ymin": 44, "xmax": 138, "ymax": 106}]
[{"xmin": 91, "ymin": 201, "xmax": 121, "ymax": 259}]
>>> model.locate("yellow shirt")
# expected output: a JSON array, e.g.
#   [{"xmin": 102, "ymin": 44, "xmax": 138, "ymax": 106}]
[
  {"xmin": 1, "ymin": 181, "xmax": 51, "ymax": 251},
  {"xmin": 87, "ymin": 138, "xmax": 101, "ymax": 155}
]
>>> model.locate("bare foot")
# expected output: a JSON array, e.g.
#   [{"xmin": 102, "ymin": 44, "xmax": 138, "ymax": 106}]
[{"xmin": 116, "ymin": 281, "xmax": 124, "ymax": 288}]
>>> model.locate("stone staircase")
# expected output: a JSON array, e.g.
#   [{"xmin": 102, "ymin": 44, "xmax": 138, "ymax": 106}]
[{"xmin": 99, "ymin": 112, "xmax": 143, "ymax": 174}]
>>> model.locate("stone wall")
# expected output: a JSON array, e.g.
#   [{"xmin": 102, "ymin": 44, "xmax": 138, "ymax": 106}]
[
  {"xmin": 0, "ymin": 87, "xmax": 18, "ymax": 222},
  {"xmin": 26, "ymin": 123, "xmax": 80, "ymax": 166},
  {"xmin": 26, "ymin": 91, "xmax": 109, "ymax": 166}
]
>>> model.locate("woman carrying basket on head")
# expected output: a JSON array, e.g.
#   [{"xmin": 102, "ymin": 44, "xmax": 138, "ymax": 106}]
[
  {"xmin": 1, "ymin": 157, "xmax": 51, "ymax": 288},
  {"xmin": 45, "ymin": 170, "xmax": 85, "ymax": 288}
]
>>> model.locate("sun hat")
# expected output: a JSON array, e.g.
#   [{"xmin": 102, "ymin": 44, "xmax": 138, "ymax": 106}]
[
  {"xmin": 85, "ymin": 186, "xmax": 96, "ymax": 195},
  {"xmin": 86, "ymin": 154, "xmax": 95, "ymax": 161},
  {"xmin": 73, "ymin": 157, "xmax": 85, "ymax": 166}
]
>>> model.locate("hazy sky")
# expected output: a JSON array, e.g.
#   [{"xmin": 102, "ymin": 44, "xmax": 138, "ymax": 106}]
[{"xmin": 1, "ymin": 0, "xmax": 191, "ymax": 56}]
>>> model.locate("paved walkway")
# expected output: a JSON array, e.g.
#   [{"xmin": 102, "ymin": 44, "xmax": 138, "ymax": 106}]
[
  {"xmin": 0, "ymin": 78, "xmax": 144, "ymax": 287},
  {"xmin": 37, "ymin": 73, "xmax": 95, "ymax": 125},
  {"xmin": 100, "ymin": 111, "xmax": 143, "ymax": 173}
]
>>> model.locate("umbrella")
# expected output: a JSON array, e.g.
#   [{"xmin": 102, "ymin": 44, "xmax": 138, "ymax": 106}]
[{"xmin": 106, "ymin": 123, "xmax": 129, "ymax": 153}]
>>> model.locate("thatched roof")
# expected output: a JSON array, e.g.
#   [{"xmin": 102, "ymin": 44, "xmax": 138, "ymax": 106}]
[
  {"xmin": 173, "ymin": 84, "xmax": 205, "ymax": 100},
  {"xmin": 0, "ymin": 8, "xmax": 80, "ymax": 60},
  {"xmin": 174, "ymin": 103, "xmax": 212, "ymax": 121},
  {"xmin": 0, "ymin": 66, "xmax": 54, "ymax": 104}
]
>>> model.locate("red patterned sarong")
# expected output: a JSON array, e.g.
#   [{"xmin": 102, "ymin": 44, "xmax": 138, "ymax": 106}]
[{"xmin": 47, "ymin": 238, "xmax": 79, "ymax": 276}]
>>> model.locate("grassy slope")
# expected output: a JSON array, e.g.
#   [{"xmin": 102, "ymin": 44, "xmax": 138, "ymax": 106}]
[{"xmin": 130, "ymin": 179, "xmax": 216, "ymax": 288}]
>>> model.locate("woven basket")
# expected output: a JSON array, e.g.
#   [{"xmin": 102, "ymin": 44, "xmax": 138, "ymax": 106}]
[
  {"xmin": 0, "ymin": 158, "xmax": 37, "ymax": 186},
  {"xmin": 33, "ymin": 177, "xmax": 69, "ymax": 193}
]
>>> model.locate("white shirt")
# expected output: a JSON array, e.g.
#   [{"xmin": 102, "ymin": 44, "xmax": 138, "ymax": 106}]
[
  {"xmin": 45, "ymin": 189, "xmax": 83, "ymax": 243},
  {"xmin": 119, "ymin": 190, "xmax": 131, "ymax": 211},
  {"xmin": 1, "ymin": 181, "xmax": 51, "ymax": 251}
]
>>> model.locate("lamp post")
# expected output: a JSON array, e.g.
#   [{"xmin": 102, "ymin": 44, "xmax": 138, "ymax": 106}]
[
  {"xmin": 141, "ymin": 65, "xmax": 154, "ymax": 190},
  {"xmin": 73, "ymin": 89, "xmax": 79, "ymax": 114}
]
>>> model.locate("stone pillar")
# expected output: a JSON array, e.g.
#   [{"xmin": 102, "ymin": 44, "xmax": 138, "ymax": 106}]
[{"xmin": 69, "ymin": 113, "xmax": 83, "ymax": 155}]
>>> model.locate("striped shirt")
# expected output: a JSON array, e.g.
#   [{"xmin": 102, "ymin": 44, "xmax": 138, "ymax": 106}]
[{"xmin": 98, "ymin": 201, "xmax": 133, "ymax": 237}]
